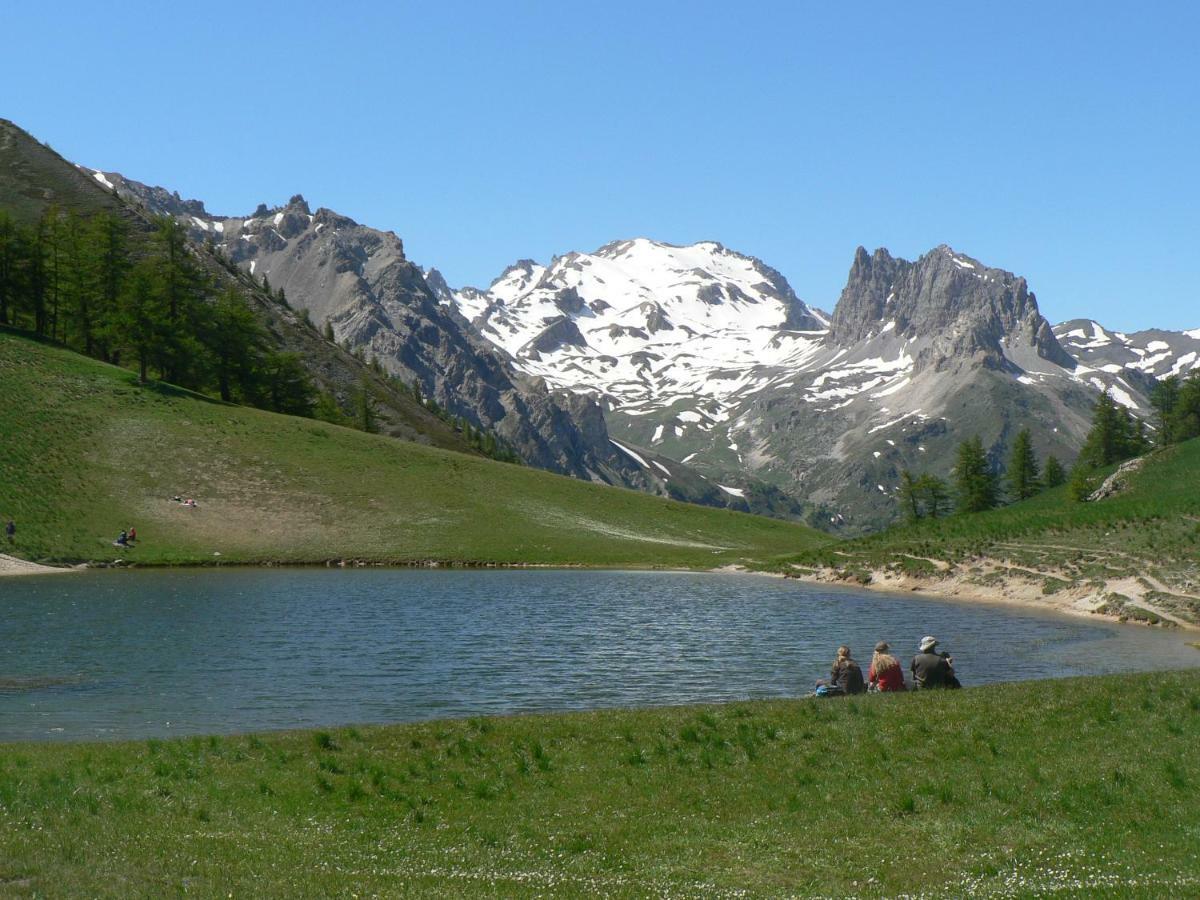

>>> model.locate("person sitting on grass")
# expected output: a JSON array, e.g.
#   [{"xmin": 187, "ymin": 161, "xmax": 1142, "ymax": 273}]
[
  {"xmin": 815, "ymin": 645, "xmax": 866, "ymax": 696},
  {"xmin": 910, "ymin": 636, "xmax": 961, "ymax": 689},
  {"xmin": 114, "ymin": 530, "xmax": 128, "ymax": 548},
  {"xmin": 868, "ymin": 641, "xmax": 906, "ymax": 692},
  {"xmin": 128, "ymin": 526, "xmax": 137, "ymax": 544}
]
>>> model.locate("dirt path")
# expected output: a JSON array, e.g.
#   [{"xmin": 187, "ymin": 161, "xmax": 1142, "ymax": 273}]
[{"xmin": 0, "ymin": 554, "xmax": 75, "ymax": 577}]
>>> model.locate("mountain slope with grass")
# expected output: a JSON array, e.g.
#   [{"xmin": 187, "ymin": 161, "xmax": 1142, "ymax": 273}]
[
  {"xmin": 0, "ymin": 118, "xmax": 477, "ymax": 453},
  {"xmin": 770, "ymin": 439, "xmax": 1200, "ymax": 625},
  {"xmin": 0, "ymin": 329, "xmax": 826, "ymax": 567},
  {"xmin": 1, "ymin": 670, "xmax": 1198, "ymax": 896}
]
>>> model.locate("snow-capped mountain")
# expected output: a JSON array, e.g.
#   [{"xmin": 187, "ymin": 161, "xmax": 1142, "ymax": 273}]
[
  {"xmin": 450, "ymin": 240, "xmax": 1198, "ymax": 530},
  {"xmin": 1053, "ymin": 320, "xmax": 1200, "ymax": 406},
  {"xmin": 436, "ymin": 238, "xmax": 828, "ymax": 411}
]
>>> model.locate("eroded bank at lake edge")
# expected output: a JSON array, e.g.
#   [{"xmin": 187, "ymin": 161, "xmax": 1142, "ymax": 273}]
[{"xmin": 756, "ymin": 557, "xmax": 1200, "ymax": 630}]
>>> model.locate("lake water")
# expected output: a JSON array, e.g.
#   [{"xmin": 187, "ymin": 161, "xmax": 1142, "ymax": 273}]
[{"xmin": 1, "ymin": 569, "xmax": 1196, "ymax": 741}]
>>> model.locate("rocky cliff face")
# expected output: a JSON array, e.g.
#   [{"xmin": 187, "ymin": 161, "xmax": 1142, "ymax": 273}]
[{"xmin": 828, "ymin": 245, "xmax": 1075, "ymax": 372}]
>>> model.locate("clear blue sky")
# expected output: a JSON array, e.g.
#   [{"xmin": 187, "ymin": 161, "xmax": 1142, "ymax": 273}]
[{"xmin": 4, "ymin": 1, "xmax": 1198, "ymax": 329}]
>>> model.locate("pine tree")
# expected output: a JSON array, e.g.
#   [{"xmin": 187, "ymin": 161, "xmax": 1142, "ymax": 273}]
[
  {"xmin": 1043, "ymin": 455, "xmax": 1066, "ymax": 489},
  {"xmin": 1067, "ymin": 463, "xmax": 1095, "ymax": 502},
  {"xmin": 261, "ymin": 352, "xmax": 316, "ymax": 416},
  {"xmin": 84, "ymin": 212, "xmax": 130, "ymax": 359},
  {"xmin": 206, "ymin": 288, "xmax": 266, "ymax": 402},
  {"xmin": 1150, "ymin": 377, "xmax": 1181, "ymax": 444},
  {"xmin": 954, "ymin": 435, "xmax": 998, "ymax": 514},
  {"xmin": 1006, "ymin": 428, "xmax": 1041, "ymax": 501},
  {"xmin": 322, "ymin": 320, "xmax": 335, "ymax": 342},
  {"xmin": 0, "ymin": 211, "xmax": 18, "ymax": 326},
  {"xmin": 916, "ymin": 473, "xmax": 950, "ymax": 518},
  {"xmin": 355, "ymin": 377, "xmax": 377, "ymax": 433},
  {"xmin": 1078, "ymin": 391, "xmax": 1120, "ymax": 468},
  {"xmin": 1168, "ymin": 373, "xmax": 1200, "ymax": 443},
  {"xmin": 112, "ymin": 260, "xmax": 169, "ymax": 383}
]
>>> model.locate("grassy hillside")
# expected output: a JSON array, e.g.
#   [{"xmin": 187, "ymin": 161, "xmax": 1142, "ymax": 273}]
[
  {"xmin": 773, "ymin": 440, "xmax": 1200, "ymax": 623},
  {"xmin": 0, "ymin": 118, "xmax": 478, "ymax": 454},
  {"xmin": 0, "ymin": 329, "xmax": 825, "ymax": 567},
  {"xmin": 1, "ymin": 670, "xmax": 1198, "ymax": 896}
]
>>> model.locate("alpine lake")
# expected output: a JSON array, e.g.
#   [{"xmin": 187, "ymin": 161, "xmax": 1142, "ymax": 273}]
[{"xmin": 2, "ymin": 568, "xmax": 1197, "ymax": 741}]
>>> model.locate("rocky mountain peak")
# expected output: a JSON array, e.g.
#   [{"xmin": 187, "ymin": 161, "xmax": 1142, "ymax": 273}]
[{"xmin": 828, "ymin": 244, "xmax": 1073, "ymax": 372}]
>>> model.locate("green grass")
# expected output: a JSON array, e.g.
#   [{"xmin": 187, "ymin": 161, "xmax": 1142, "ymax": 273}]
[
  {"xmin": 0, "ymin": 330, "xmax": 827, "ymax": 568},
  {"xmin": 770, "ymin": 439, "xmax": 1200, "ymax": 616},
  {"xmin": 1, "ymin": 670, "xmax": 1198, "ymax": 896}
]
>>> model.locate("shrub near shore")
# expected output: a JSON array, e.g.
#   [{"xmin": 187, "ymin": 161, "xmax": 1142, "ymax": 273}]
[{"xmin": 1, "ymin": 670, "xmax": 1198, "ymax": 896}]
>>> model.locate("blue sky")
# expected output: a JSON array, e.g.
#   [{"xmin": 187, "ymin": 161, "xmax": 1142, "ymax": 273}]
[{"xmin": 5, "ymin": 1, "xmax": 1198, "ymax": 329}]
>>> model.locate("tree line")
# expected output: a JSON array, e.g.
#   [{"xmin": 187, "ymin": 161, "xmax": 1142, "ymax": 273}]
[
  {"xmin": 898, "ymin": 376, "xmax": 1198, "ymax": 521},
  {"xmin": 0, "ymin": 207, "xmax": 315, "ymax": 414},
  {"xmin": 0, "ymin": 205, "xmax": 522, "ymax": 463}
]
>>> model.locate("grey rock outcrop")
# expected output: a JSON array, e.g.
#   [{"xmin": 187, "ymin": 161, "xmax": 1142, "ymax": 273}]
[{"xmin": 828, "ymin": 245, "xmax": 1075, "ymax": 372}]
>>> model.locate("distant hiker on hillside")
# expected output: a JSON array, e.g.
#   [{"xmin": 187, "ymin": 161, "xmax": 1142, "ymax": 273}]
[
  {"xmin": 910, "ymin": 636, "xmax": 961, "ymax": 690},
  {"xmin": 815, "ymin": 645, "xmax": 866, "ymax": 696},
  {"xmin": 114, "ymin": 530, "xmax": 128, "ymax": 548},
  {"xmin": 868, "ymin": 641, "xmax": 906, "ymax": 692},
  {"xmin": 5, "ymin": 519, "xmax": 14, "ymax": 544},
  {"xmin": 128, "ymin": 526, "xmax": 137, "ymax": 544}
]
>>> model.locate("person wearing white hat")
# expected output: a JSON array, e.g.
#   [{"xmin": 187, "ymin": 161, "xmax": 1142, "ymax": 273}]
[{"xmin": 910, "ymin": 636, "xmax": 959, "ymax": 689}]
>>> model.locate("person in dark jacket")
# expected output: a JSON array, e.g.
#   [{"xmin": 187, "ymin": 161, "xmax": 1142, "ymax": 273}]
[
  {"xmin": 815, "ymin": 645, "xmax": 866, "ymax": 696},
  {"xmin": 4, "ymin": 519, "xmax": 14, "ymax": 544},
  {"xmin": 910, "ymin": 636, "xmax": 961, "ymax": 689}
]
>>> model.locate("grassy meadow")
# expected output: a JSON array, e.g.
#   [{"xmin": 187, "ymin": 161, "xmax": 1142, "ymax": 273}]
[
  {"xmin": 0, "ymin": 670, "xmax": 1197, "ymax": 896},
  {"xmin": 0, "ymin": 329, "xmax": 826, "ymax": 569}
]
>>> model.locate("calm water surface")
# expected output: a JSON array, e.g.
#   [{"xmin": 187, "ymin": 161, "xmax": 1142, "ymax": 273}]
[{"xmin": 1, "ymin": 569, "xmax": 1196, "ymax": 741}]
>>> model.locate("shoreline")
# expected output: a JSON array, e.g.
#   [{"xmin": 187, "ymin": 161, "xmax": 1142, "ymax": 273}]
[
  {"xmin": 0, "ymin": 553, "xmax": 79, "ymax": 578},
  {"xmin": 728, "ymin": 562, "xmax": 1200, "ymax": 631}
]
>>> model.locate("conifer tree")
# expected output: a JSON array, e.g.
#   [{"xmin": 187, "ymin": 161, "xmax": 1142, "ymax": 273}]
[
  {"xmin": 1006, "ymin": 428, "xmax": 1041, "ymax": 501},
  {"xmin": 953, "ymin": 435, "xmax": 998, "ymax": 513},
  {"xmin": 1067, "ymin": 463, "xmax": 1095, "ymax": 503},
  {"xmin": 112, "ymin": 260, "xmax": 169, "ymax": 383},
  {"xmin": 355, "ymin": 377, "xmax": 377, "ymax": 433},
  {"xmin": 916, "ymin": 473, "xmax": 950, "ymax": 518},
  {"xmin": 0, "ymin": 211, "xmax": 18, "ymax": 326},
  {"xmin": 207, "ymin": 288, "xmax": 266, "ymax": 402},
  {"xmin": 1043, "ymin": 455, "xmax": 1066, "ymax": 489}
]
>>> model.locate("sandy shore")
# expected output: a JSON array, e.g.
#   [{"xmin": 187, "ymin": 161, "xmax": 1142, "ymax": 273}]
[
  {"xmin": 717, "ymin": 562, "xmax": 1200, "ymax": 631},
  {"xmin": 0, "ymin": 553, "xmax": 76, "ymax": 577}
]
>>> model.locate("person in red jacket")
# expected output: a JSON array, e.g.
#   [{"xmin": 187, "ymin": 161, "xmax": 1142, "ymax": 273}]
[{"xmin": 868, "ymin": 641, "xmax": 907, "ymax": 692}]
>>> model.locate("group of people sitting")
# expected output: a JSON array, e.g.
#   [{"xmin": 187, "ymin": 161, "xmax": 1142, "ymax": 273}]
[
  {"xmin": 114, "ymin": 526, "xmax": 137, "ymax": 548},
  {"xmin": 814, "ymin": 635, "xmax": 961, "ymax": 696}
]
